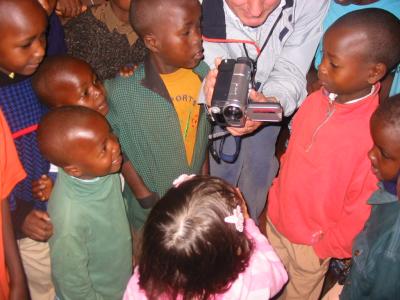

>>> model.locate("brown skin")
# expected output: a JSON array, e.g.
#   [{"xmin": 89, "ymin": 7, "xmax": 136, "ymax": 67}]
[
  {"xmin": 60, "ymin": 116, "xmax": 122, "ymax": 179},
  {"xmin": 368, "ymin": 116, "xmax": 400, "ymax": 182},
  {"xmin": 143, "ymin": 0, "xmax": 203, "ymax": 74},
  {"xmin": 3, "ymin": 198, "xmax": 28, "ymax": 300},
  {"xmin": 122, "ymin": 0, "xmax": 208, "ymax": 203},
  {"xmin": 37, "ymin": 0, "xmax": 57, "ymax": 15},
  {"xmin": 318, "ymin": 25, "xmax": 386, "ymax": 103},
  {"xmin": 0, "ymin": 0, "xmax": 47, "ymax": 76},
  {"xmin": 39, "ymin": 59, "xmax": 108, "ymax": 115},
  {"xmin": 0, "ymin": 0, "xmax": 49, "ymax": 242}
]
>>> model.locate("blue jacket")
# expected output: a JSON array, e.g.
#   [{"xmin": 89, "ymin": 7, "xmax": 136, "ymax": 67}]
[{"xmin": 340, "ymin": 184, "xmax": 400, "ymax": 299}]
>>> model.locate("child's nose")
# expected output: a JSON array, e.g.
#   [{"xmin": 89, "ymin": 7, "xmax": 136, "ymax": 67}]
[{"xmin": 33, "ymin": 38, "xmax": 46, "ymax": 59}]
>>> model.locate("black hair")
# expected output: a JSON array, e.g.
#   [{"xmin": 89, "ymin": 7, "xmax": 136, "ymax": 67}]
[
  {"xmin": 138, "ymin": 175, "xmax": 253, "ymax": 300},
  {"xmin": 329, "ymin": 8, "xmax": 400, "ymax": 71},
  {"xmin": 130, "ymin": 0, "xmax": 198, "ymax": 38},
  {"xmin": 372, "ymin": 94, "xmax": 400, "ymax": 131},
  {"xmin": 37, "ymin": 106, "xmax": 106, "ymax": 166},
  {"xmin": 32, "ymin": 55, "xmax": 93, "ymax": 108}
]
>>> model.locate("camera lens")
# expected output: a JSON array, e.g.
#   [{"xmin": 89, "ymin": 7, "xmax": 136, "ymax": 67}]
[{"xmin": 223, "ymin": 105, "xmax": 243, "ymax": 121}]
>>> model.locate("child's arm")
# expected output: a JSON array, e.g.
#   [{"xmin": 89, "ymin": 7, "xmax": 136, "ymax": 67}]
[
  {"xmin": 121, "ymin": 158, "xmax": 159, "ymax": 209},
  {"xmin": 51, "ymin": 234, "xmax": 106, "ymax": 300},
  {"xmin": 201, "ymin": 154, "xmax": 209, "ymax": 175},
  {"xmin": 2, "ymin": 198, "xmax": 28, "ymax": 300},
  {"xmin": 32, "ymin": 175, "xmax": 53, "ymax": 201}
]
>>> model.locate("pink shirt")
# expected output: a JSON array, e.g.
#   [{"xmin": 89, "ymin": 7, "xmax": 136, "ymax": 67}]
[
  {"xmin": 123, "ymin": 219, "xmax": 288, "ymax": 299},
  {"xmin": 268, "ymin": 87, "xmax": 379, "ymax": 259}
]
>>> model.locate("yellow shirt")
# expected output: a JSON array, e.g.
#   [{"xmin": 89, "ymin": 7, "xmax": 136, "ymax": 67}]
[{"xmin": 160, "ymin": 69, "xmax": 201, "ymax": 164}]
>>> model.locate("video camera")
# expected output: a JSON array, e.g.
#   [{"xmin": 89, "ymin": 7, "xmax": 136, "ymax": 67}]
[{"xmin": 209, "ymin": 57, "xmax": 283, "ymax": 127}]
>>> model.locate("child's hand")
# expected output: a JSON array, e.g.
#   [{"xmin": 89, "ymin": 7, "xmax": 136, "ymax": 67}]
[
  {"xmin": 119, "ymin": 64, "xmax": 138, "ymax": 77},
  {"xmin": 235, "ymin": 188, "xmax": 249, "ymax": 219},
  {"xmin": 21, "ymin": 210, "xmax": 53, "ymax": 242},
  {"xmin": 32, "ymin": 175, "xmax": 53, "ymax": 201}
]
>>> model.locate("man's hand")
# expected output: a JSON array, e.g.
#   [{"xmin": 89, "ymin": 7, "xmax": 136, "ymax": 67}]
[
  {"xmin": 227, "ymin": 91, "xmax": 278, "ymax": 137},
  {"xmin": 21, "ymin": 210, "xmax": 53, "ymax": 242},
  {"xmin": 203, "ymin": 57, "xmax": 222, "ymax": 106},
  {"xmin": 32, "ymin": 175, "xmax": 53, "ymax": 201},
  {"xmin": 204, "ymin": 58, "xmax": 279, "ymax": 137}
]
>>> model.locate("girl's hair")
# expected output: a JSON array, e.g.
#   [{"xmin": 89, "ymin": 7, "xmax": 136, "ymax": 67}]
[{"xmin": 138, "ymin": 175, "xmax": 253, "ymax": 300}]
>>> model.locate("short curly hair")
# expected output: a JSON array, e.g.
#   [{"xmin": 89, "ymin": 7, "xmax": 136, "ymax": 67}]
[
  {"xmin": 328, "ymin": 8, "xmax": 400, "ymax": 71},
  {"xmin": 138, "ymin": 175, "xmax": 253, "ymax": 300}
]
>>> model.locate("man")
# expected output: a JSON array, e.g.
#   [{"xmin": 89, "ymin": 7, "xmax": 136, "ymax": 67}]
[{"xmin": 201, "ymin": 0, "xmax": 329, "ymax": 221}]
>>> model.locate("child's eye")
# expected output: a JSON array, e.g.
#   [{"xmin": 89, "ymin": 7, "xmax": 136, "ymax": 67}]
[
  {"xmin": 20, "ymin": 42, "xmax": 32, "ymax": 49},
  {"xmin": 330, "ymin": 62, "xmax": 339, "ymax": 68},
  {"xmin": 381, "ymin": 151, "xmax": 392, "ymax": 160}
]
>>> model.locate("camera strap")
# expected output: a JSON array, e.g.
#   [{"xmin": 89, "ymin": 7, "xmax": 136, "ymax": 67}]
[
  {"xmin": 209, "ymin": 125, "xmax": 242, "ymax": 164},
  {"xmin": 210, "ymin": 9, "xmax": 284, "ymax": 164},
  {"xmin": 243, "ymin": 9, "xmax": 284, "ymax": 89}
]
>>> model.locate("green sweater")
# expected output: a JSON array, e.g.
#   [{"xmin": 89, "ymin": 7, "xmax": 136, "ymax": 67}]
[
  {"xmin": 106, "ymin": 58, "xmax": 210, "ymax": 229},
  {"xmin": 48, "ymin": 170, "xmax": 132, "ymax": 300}
]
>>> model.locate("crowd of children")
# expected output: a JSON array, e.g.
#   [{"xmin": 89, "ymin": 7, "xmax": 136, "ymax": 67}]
[{"xmin": 0, "ymin": 0, "xmax": 400, "ymax": 300}]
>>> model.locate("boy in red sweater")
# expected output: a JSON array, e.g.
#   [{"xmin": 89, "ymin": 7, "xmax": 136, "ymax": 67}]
[{"xmin": 266, "ymin": 9, "xmax": 400, "ymax": 300}]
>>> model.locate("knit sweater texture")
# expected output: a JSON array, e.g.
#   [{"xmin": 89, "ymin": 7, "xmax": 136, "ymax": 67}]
[{"xmin": 64, "ymin": 9, "xmax": 146, "ymax": 80}]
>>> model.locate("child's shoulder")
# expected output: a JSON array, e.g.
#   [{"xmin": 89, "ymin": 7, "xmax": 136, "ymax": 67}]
[{"xmin": 193, "ymin": 60, "xmax": 210, "ymax": 78}]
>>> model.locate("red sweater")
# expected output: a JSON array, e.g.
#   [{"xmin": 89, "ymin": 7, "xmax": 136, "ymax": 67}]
[{"xmin": 267, "ymin": 87, "xmax": 379, "ymax": 259}]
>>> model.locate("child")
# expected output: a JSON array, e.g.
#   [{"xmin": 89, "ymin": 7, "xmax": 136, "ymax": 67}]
[
  {"xmin": 32, "ymin": 55, "xmax": 149, "ymax": 208},
  {"xmin": 265, "ymin": 9, "xmax": 400, "ymax": 299},
  {"xmin": 0, "ymin": 109, "xmax": 28, "ymax": 300},
  {"xmin": 37, "ymin": 106, "xmax": 132, "ymax": 300},
  {"xmin": 124, "ymin": 175, "xmax": 287, "ymax": 299},
  {"xmin": 333, "ymin": 94, "xmax": 400, "ymax": 299},
  {"xmin": 31, "ymin": 55, "xmax": 109, "ymax": 201},
  {"xmin": 33, "ymin": 55, "xmax": 108, "ymax": 115},
  {"xmin": 0, "ymin": 0, "xmax": 56, "ymax": 298},
  {"xmin": 308, "ymin": 0, "xmax": 400, "ymax": 99},
  {"xmin": 106, "ymin": 0, "xmax": 210, "ymax": 230},
  {"xmin": 64, "ymin": 0, "xmax": 146, "ymax": 80}
]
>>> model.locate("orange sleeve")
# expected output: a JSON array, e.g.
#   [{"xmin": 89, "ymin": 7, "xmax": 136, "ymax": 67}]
[{"xmin": 0, "ymin": 109, "xmax": 26, "ymax": 200}]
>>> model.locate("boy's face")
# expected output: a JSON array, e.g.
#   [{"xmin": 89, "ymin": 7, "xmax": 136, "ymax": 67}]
[
  {"xmin": 70, "ymin": 117, "xmax": 122, "ymax": 178},
  {"xmin": 368, "ymin": 116, "xmax": 400, "ymax": 181},
  {"xmin": 225, "ymin": 0, "xmax": 280, "ymax": 27},
  {"xmin": 318, "ymin": 26, "xmax": 375, "ymax": 103},
  {"xmin": 150, "ymin": 0, "xmax": 203, "ymax": 73},
  {"xmin": 53, "ymin": 63, "xmax": 108, "ymax": 116},
  {"xmin": 0, "ymin": 3, "xmax": 47, "ymax": 76}
]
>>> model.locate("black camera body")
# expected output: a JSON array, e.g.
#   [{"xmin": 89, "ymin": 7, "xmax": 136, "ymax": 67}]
[{"xmin": 210, "ymin": 57, "xmax": 283, "ymax": 127}]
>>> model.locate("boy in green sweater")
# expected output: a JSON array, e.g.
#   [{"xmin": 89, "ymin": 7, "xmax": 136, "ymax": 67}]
[
  {"xmin": 37, "ymin": 106, "xmax": 131, "ymax": 300},
  {"xmin": 106, "ymin": 0, "xmax": 209, "ymax": 230}
]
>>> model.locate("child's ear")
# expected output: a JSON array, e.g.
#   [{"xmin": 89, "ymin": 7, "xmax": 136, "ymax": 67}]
[
  {"xmin": 367, "ymin": 63, "xmax": 387, "ymax": 85},
  {"xmin": 64, "ymin": 165, "xmax": 82, "ymax": 178},
  {"xmin": 143, "ymin": 33, "xmax": 159, "ymax": 53}
]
